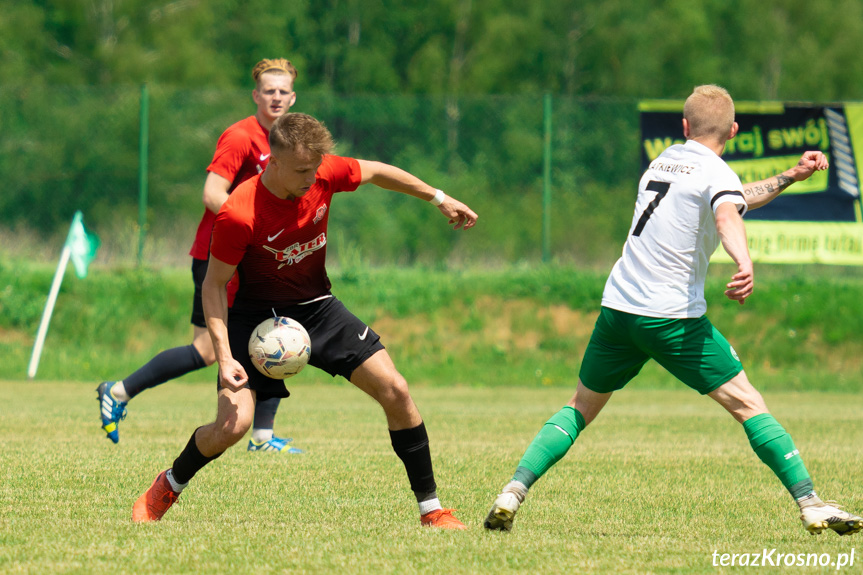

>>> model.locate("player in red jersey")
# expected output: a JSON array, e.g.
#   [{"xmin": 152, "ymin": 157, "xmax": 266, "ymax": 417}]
[
  {"xmin": 132, "ymin": 113, "xmax": 478, "ymax": 529},
  {"xmin": 97, "ymin": 59, "xmax": 302, "ymax": 453}
]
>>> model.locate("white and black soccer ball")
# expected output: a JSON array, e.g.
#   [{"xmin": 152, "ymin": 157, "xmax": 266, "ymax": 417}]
[{"xmin": 248, "ymin": 316, "xmax": 311, "ymax": 379}]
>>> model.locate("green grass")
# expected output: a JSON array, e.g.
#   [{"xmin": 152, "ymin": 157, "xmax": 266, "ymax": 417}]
[
  {"xmin": 1, "ymin": 381, "xmax": 861, "ymax": 574},
  {"xmin": 3, "ymin": 263, "xmax": 863, "ymax": 392}
]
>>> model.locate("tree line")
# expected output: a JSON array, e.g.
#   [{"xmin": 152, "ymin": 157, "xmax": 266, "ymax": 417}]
[
  {"xmin": 3, "ymin": 0, "xmax": 862, "ymax": 100},
  {"xmin": 2, "ymin": 0, "xmax": 861, "ymax": 264}
]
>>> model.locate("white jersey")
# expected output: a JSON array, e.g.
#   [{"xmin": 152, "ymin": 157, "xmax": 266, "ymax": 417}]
[{"xmin": 602, "ymin": 139, "xmax": 747, "ymax": 318}]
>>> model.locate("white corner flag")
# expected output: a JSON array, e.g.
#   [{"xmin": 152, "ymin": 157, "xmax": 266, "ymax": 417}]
[{"xmin": 27, "ymin": 211, "xmax": 101, "ymax": 379}]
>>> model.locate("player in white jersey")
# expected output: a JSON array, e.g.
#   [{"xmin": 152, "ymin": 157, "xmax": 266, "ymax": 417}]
[
  {"xmin": 603, "ymin": 139, "xmax": 748, "ymax": 318},
  {"xmin": 484, "ymin": 85, "xmax": 862, "ymax": 536}
]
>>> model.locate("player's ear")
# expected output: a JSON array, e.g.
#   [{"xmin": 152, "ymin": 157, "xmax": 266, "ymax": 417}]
[
  {"xmin": 682, "ymin": 118, "xmax": 690, "ymax": 139},
  {"xmin": 728, "ymin": 121, "xmax": 739, "ymax": 140},
  {"xmin": 288, "ymin": 91, "xmax": 297, "ymax": 108}
]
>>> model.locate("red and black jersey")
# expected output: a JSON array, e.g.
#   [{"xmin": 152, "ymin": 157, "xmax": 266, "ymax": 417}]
[
  {"xmin": 210, "ymin": 155, "xmax": 362, "ymax": 307},
  {"xmin": 189, "ymin": 116, "xmax": 270, "ymax": 260}
]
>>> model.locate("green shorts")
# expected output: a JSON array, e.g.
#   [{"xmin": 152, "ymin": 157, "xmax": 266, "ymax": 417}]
[{"xmin": 578, "ymin": 307, "xmax": 743, "ymax": 395}]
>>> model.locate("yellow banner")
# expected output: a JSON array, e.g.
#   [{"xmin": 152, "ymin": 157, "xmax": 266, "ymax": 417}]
[
  {"xmin": 711, "ymin": 221, "xmax": 863, "ymax": 265},
  {"xmin": 727, "ymin": 155, "xmax": 829, "ymax": 195}
]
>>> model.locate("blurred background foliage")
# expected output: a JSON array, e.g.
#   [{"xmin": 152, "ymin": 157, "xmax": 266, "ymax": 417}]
[
  {"xmin": 5, "ymin": 0, "xmax": 862, "ymax": 98},
  {"xmin": 2, "ymin": 0, "xmax": 862, "ymax": 266}
]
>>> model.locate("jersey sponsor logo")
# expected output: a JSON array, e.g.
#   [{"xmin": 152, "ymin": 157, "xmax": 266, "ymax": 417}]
[
  {"xmin": 259, "ymin": 153, "xmax": 270, "ymax": 162},
  {"xmin": 267, "ymin": 229, "xmax": 285, "ymax": 242},
  {"xmin": 358, "ymin": 326, "xmax": 369, "ymax": 340},
  {"xmin": 313, "ymin": 204, "xmax": 328, "ymax": 224},
  {"xmin": 263, "ymin": 233, "xmax": 327, "ymax": 268}
]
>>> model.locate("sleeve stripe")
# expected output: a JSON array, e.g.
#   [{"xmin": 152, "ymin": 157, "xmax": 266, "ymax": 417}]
[
  {"xmin": 711, "ymin": 190, "xmax": 747, "ymax": 217},
  {"xmin": 710, "ymin": 190, "xmax": 745, "ymax": 208}
]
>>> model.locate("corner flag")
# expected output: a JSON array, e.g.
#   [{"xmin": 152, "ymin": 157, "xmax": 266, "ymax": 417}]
[
  {"xmin": 27, "ymin": 211, "xmax": 101, "ymax": 379},
  {"xmin": 68, "ymin": 210, "xmax": 100, "ymax": 278}
]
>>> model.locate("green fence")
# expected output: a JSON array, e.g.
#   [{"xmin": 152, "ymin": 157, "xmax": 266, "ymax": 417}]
[{"xmin": 0, "ymin": 87, "xmax": 642, "ymax": 267}]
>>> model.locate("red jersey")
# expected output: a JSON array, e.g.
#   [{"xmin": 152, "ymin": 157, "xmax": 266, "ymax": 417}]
[
  {"xmin": 210, "ymin": 155, "xmax": 362, "ymax": 307},
  {"xmin": 189, "ymin": 116, "xmax": 271, "ymax": 260}
]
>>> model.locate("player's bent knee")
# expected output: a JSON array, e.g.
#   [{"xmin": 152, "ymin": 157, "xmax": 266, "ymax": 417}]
[
  {"xmin": 196, "ymin": 345, "xmax": 217, "ymax": 366},
  {"xmin": 376, "ymin": 373, "xmax": 412, "ymax": 407},
  {"xmin": 192, "ymin": 331, "xmax": 217, "ymax": 365},
  {"xmin": 213, "ymin": 417, "xmax": 252, "ymax": 447},
  {"xmin": 215, "ymin": 427, "xmax": 248, "ymax": 448},
  {"xmin": 709, "ymin": 380, "xmax": 769, "ymax": 423},
  {"xmin": 741, "ymin": 393, "xmax": 769, "ymax": 420}
]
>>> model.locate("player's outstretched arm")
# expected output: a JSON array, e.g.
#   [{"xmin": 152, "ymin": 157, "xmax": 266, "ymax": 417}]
[
  {"xmin": 715, "ymin": 203, "xmax": 754, "ymax": 305},
  {"xmin": 202, "ymin": 255, "xmax": 248, "ymax": 390},
  {"xmin": 356, "ymin": 159, "xmax": 478, "ymax": 230},
  {"xmin": 742, "ymin": 151, "xmax": 829, "ymax": 210}
]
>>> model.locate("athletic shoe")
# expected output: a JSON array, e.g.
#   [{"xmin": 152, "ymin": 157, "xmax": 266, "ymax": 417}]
[
  {"xmin": 132, "ymin": 470, "xmax": 179, "ymax": 523},
  {"xmin": 247, "ymin": 436, "xmax": 304, "ymax": 454},
  {"xmin": 421, "ymin": 508, "xmax": 467, "ymax": 530},
  {"xmin": 799, "ymin": 494, "xmax": 863, "ymax": 536},
  {"xmin": 96, "ymin": 381, "xmax": 127, "ymax": 444},
  {"xmin": 483, "ymin": 491, "xmax": 522, "ymax": 532}
]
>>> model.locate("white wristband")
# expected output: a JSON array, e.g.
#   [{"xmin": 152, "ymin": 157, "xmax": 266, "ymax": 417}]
[{"xmin": 430, "ymin": 188, "xmax": 446, "ymax": 206}]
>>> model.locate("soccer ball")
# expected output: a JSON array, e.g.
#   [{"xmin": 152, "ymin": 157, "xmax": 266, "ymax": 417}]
[{"xmin": 248, "ymin": 316, "xmax": 311, "ymax": 379}]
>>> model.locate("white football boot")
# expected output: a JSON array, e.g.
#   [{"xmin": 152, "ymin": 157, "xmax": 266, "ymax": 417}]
[
  {"xmin": 484, "ymin": 481, "xmax": 528, "ymax": 532},
  {"xmin": 798, "ymin": 493, "xmax": 863, "ymax": 536}
]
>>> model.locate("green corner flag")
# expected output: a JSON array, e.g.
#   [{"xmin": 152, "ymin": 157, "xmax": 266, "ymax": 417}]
[{"xmin": 68, "ymin": 210, "xmax": 100, "ymax": 279}]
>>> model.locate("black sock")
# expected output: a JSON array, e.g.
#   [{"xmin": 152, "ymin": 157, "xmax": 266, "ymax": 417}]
[
  {"xmin": 389, "ymin": 422, "xmax": 437, "ymax": 501},
  {"xmin": 124, "ymin": 345, "xmax": 206, "ymax": 398},
  {"xmin": 253, "ymin": 397, "xmax": 281, "ymax": 429},
  {"xmin": 171, "ymin": 428, "xmax": 223, "ymax": 485}
]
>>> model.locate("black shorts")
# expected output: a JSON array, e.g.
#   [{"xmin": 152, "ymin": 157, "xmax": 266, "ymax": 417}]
[
  {"xmin": 224, "ymin": 296, "xmax": 385, "ymax": 401},
  {"xmin": 190, "ymin": 258, "xmax": 208, "ymax": 328}
]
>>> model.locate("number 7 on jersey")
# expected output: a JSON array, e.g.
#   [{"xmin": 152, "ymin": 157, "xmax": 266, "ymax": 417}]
[{"xmin": 632, "ymin": 180, "xmax": 670, "ymax": 237}]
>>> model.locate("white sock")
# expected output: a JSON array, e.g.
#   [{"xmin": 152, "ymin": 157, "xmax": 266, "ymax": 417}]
[
  {"xmin": 797, "ymin": 492, "xmax": 820, "ymax": 506},
  {"xmin": 503, "ymin": 480, "xmax": 528, "ymax": 503},
  {"xmin": 251, "ymin": 428, "xmax": 274, "ymax": 443},
  {"xmin": 418, "ymin": 498, "xmax": 442, "ymax": 515},
  {"xmin": 165, "ymin": 469, "xmax": 188, "ymax": 493},
  {"xmin": 110, "ymin": 381, "xmax": 131, "ymax": 402}
]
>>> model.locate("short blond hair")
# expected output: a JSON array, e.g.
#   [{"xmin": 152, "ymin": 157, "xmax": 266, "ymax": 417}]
[
  {"xmin": 683, "ymin": 84, "xmax": 735, "ymax": 140},
  {"xmin": 251, "ymin": 58, "xmax": 298, "ymax": 87},
  {"xmin": 269, "ymin": 113, "xmax": 334, "ymax": 157}
]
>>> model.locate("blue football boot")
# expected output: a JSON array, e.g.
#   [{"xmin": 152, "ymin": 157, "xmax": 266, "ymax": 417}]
[
  {"xmin": 96, "ymin": 381, "xmax": 128, "ymax": 443},
  {"xmin": 247, "ymin": 436, "xmax": 304, "ymax": 453}
]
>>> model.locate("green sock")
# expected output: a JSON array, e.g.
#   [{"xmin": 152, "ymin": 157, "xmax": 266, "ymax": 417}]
[
  {"xmin": 512, "ymin": 406, "xmax": 586, "ymax": 489},
  {"xmin": 743, "ymin": 413, "xmax": 813, "ymax": 499}
]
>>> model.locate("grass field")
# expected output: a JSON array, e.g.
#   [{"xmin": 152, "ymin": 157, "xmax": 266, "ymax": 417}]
[
  {"xmin": 4, "ymin": 264, "xmax": 863, "ymax": 393},
  {"xmin": 2, "ymin": 380, "xmax": 861, "ymax": 574}
]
